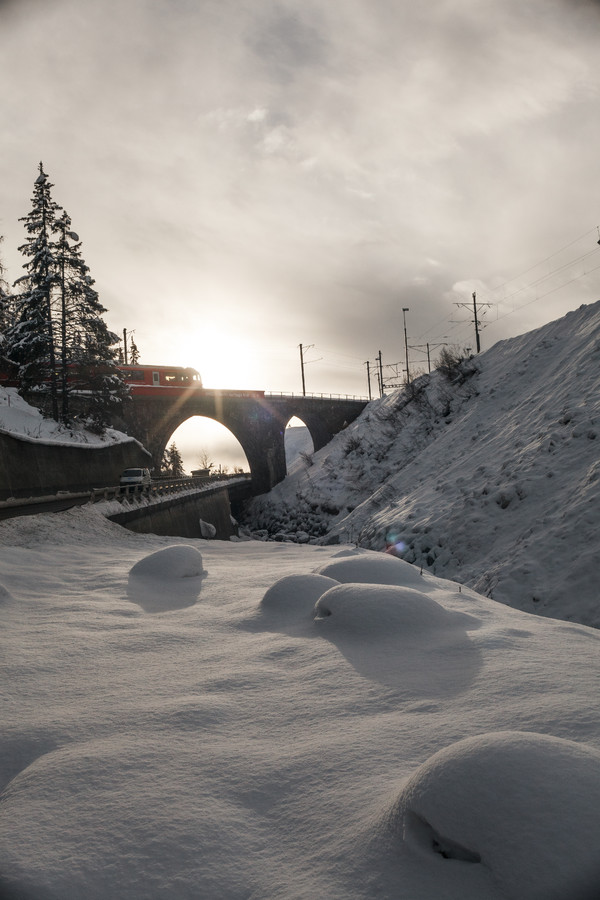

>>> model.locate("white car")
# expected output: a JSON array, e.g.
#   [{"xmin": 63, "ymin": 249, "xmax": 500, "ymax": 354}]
[{"xmin": 119, "ymin": 467, "xmax": 152, "ymax": 490}]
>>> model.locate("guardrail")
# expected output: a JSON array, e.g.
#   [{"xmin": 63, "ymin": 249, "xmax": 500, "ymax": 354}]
[
  {"xmin": 91, "ymin": 473, "xmax": 251, "ymax": 504},
  {"xmin": 0, "ymin": 474, "xmax": 252, "ymax": 520},
  {"xmin": 265, "ymin": 391, "xmax": 369, "ymax": 401}
]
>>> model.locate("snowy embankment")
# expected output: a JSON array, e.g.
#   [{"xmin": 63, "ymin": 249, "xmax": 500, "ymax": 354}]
[
  {"xmin": 0, "ymin": 387, "xmax": 128, "ymax": 445},
  {"xmin": 246, "ymin": 301, "xmax": 600, "ymax": 628},
  {"xmin": 1, "ymin": 507, "xmax": 600, "ymax": 899}
]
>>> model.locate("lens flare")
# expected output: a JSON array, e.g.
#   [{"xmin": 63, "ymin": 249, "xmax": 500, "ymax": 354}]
[{"xmin": 384, "ymin": 531, "xmax": 406, "ymax": 555}]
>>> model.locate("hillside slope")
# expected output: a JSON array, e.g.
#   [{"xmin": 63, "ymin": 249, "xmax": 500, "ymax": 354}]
[{"xmin": 245, "ymin": 301, "xmax": 600, "ymax": 627}]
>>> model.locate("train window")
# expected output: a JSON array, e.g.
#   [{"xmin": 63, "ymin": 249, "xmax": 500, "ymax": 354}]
[
  {"xmin": 122, "ymin": 369, "xmax": 145, "ymax": 382},
  {"xmin": 152, "ymin": 371, "xmax": 160, "ymax": 385}
]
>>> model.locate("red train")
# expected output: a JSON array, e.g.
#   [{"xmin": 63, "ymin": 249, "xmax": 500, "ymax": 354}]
[
  {"xmin": 118, "ymin": 365, "xmax": 265, "ymax": 399},
  {"xmin": 118, "ymin": 365, "xmax": 203, "ymax": 392},
  {"xmin": 0, "ymin": 363, "xmax": 265, "ymax": 400}
]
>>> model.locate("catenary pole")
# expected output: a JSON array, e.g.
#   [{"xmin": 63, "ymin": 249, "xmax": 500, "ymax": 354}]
[{"xmin": 402, "ymin": 307, "xmax": 410, "ymax": 384}]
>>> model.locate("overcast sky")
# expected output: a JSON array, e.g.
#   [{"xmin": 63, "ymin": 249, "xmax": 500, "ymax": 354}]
[{"xmin": 2, "ymin": 0, "xmax": 600, "ymax": 401}]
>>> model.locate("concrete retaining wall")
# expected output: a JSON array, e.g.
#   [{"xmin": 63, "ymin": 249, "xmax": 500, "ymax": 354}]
[
  {"xmin": 0, "ymin": 430, "xmax": 152, "ymax": 500},
  {"xmin": 109, "ymin": 488, "xmax": 235, "ymax": 540}
]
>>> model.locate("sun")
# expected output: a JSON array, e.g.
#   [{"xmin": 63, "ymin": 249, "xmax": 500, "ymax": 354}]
[{"xmin": 151, "ymin": 323, "xmax": 264, "ymax": 392}]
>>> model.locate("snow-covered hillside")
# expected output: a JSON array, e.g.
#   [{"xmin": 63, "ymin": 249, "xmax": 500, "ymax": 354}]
[{"xmin": 245, "ymin": 301, "xmax": 600, "ymax": 628}]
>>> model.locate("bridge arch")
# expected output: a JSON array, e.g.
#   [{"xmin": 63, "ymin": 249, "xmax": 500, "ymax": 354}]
[
  {"xmin": 168, "ymin": 416, "xmax": 249, "ymax": 473},
  {"xmin": 118, "ymin": 392, "xmax": 368, "ymax": 494},
  {"xmin": 284, "ymin": 416, "xmax": 314, "ymax": 473}
]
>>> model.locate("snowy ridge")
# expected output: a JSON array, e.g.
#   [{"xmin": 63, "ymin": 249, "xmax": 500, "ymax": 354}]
[{"xmin": 246, "ymin": 301, "xmax": 600, "ymax": 628}]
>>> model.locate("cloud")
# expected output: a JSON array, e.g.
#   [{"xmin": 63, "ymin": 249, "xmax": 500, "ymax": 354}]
[{"xmin": 1, "ymin": 0, "xmax": 599, "ymax": 397}]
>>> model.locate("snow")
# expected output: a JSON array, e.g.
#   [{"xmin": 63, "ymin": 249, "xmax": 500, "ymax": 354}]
[
  {"xmin": 0, "ymin": 386, "xmax": 130, "ymax": 445},
  {"xmin": 128, "ymin": 544, "xmax": 206, "ymax": 612},
  {"xmin": 2, "ymin": 302, "xmax": 600, "ymax": 898},
  {"xmin": 245, "ymin": 300, "xmax": 600, "ymax": 628},
  {"xmin": 284, "ymin": 424, "xmax": 314, "ymax": 474},
  {"xmin": 394, "ymin": 731, "xmax": 600, "ymax": 900},
  {"xmin": 1, "ymin": 506, "xmax": 600, "ymax": 899}
]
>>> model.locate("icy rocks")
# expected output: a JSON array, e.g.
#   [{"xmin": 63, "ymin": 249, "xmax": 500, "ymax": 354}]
[
  {"xmin": 128, "ymin": 545, "xmax": 205, "ymax": 613},
  {"xmin": 392, "ymin": 731, "xmax": 600, "ymax": 900}
]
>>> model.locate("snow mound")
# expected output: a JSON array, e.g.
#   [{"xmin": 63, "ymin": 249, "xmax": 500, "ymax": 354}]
[
  {"xmin": 391, "ymin": 731, "xmax": 600, "ymax": 900},
  {"xmin": 128, "ymin": 545, "xmax": 206, "ymax": 613},
  {"xmin": 0, "ymin": 505, "xmax": 137, "ymax": 549},
  {"xmin": 129, "ymin": 544, "xmax": 205, "ymax": 580},
  {"xmin": 199, "ymin": 519, "xmax": 217, "ymax": 538},
  {"xmin": 260, "ymin": 573, "xmax": 339, "ymax": 623},
  {"xmin": 311, "ymin": 582, "xmax": 481, "ymax": 696},
  {"xmin": 0, "ymin": 735, "xmax": 264, "ymax": 900},
  {"xmin": 315, "ymin": 550, "xmax": 430, "ymax": 589},
  {"xmin": 314, "ymin": 583, "xmax": 455, "ymax": 636}
]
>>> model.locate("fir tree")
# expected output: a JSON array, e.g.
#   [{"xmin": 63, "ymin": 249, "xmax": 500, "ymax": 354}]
[
  {"xmin": 7, "ymin": 163, "xmax": 129, "ymax": 427},
  {"xmin": 0, "ymin": 236, "xmax": 16, "ymax": 354},
  {"xmin": 9, "ymin": 163, "xmax": 61, "ymax": 419},
  {"xmin": 54, "ymin": 210, "xmax": 129, "ymax": 426},
  {"xmin": 129, "ymin": 337, "xmax": 140, "ymax": 364},
  {"xmin": 162, "ymin": 442, "xmax": 186, "ymax": 478}
]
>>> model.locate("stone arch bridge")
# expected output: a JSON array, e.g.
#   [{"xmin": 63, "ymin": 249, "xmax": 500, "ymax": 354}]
[{"xmin": 117, "ymin": 390, "xmax": 368, "ymax": 495}]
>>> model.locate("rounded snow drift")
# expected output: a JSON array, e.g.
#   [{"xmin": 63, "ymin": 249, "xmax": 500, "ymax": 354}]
[
  {"xmin": 391, "ymin": 731, "xmax": 600, "ymax": 900},
  {"xmin": 128, "ymin": 545, "xmax": 205, "ymax": 613},
  {"xmin": 315, "ymin": 552, "xmax": 427, "ymax": 589},
  {"xmin": 314, "ymin": 583, "xmax": 452, "ymax": 636},
  {"xmin": 261, "ymin": 573, "xmax": 340, "ymax": 617},
  {"xmin": 129, "ymin": 544, "xmax": 205, "ymax": 581}
]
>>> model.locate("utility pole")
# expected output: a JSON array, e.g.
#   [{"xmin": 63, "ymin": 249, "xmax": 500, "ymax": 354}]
[
  {"xmin": 298, "ymin": 344, "xmax": 320, "ymax": 396},
  {"xmin": 299, "ymin": 343, "xmax": 305, "ymax": 396},
  {"xmin": 454, "ymin": 292, "xmax": 491, "ymax": 353},
  {"xmin": 123, "ymin": 328, "xmax": 128, "ymax": 366},
  {"xmin": 402, "ymin": 308, "xmax": 410, "ymax": 384},
  {"xmin": 364, "ymin": 360, "xmax": 372, "ymax": 400},
  {"xmin": 378, "ymin": 349, "xmax": 384, "ymax": 397},
  {"xmin": 472, "ymin": 292, "xmax": 481, "ymax": 354}
]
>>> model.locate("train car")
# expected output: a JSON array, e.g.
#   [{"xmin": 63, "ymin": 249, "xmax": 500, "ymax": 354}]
[{"xmin": 118, "ymin": 365, "xmax": 203, "ymax": 395}]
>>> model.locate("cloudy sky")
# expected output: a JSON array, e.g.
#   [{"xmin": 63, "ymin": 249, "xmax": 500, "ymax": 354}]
[{"xmin": 1, "ymin": 0, "xmax": 600, "ymax": 405}]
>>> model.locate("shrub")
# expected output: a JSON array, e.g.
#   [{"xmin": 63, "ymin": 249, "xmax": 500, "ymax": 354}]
[{"xmin": 436, "ymin": 345, "xmax": 467, "ymax": 380}]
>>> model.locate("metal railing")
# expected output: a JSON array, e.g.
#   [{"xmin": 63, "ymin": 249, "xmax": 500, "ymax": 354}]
[
  {"xmin": 265, "ymin": 391, "xmax": 368, "ymax": 401},
  {"xmin": 91, "ymin": 473, "xmax": 251, "ymax": 505},
  {"xmin": 0, "ymin": 474, "xmax": 252, "ymax": 520}
]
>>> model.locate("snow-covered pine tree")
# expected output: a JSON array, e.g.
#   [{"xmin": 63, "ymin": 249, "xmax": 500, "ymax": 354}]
[
  {"xmin": 54, "ymin": 210, "xmax": 129, "ymax": 426},
  {"xmin": 9, "ymin": 163, "xmax": 61, "ymax": 419},
  {"xmin": 0, "ymin": 236, "xmax": 14, "ymax": 343},
  {"xmin": 8, "ymin": 163, "xmax": 129, "ymax": 428},
  {"xmin": 162, "ymin": 443, "xmax": 186, "ymax": 478},
  {"xmin": 129, "ymin": 337, "xmax": 140, "ymax": 364},
  {"xmin": 55, "ymin": 213, "xmax": 129, "ymax": 428}
]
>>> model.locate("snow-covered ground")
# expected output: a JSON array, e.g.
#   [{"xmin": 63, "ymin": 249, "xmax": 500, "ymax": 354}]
[
  {"xmin": 0, "ymin": 387, "xmax": 129, "ymax": 445},
  {"xmin": 246, "ymin": 301, "xmax": 600, "ymax": 628},
  {"xmin": 285, "ymin": 423, "xmax": 314, "ymax": 474},
  {"xmin": 1, "ymin": 507, "xmax": 600, "ymax": 899}
]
